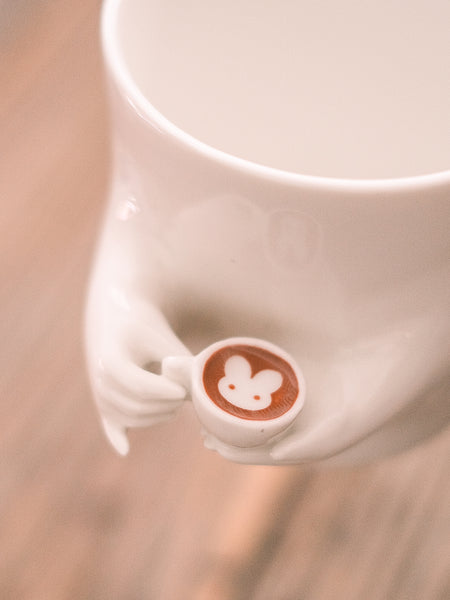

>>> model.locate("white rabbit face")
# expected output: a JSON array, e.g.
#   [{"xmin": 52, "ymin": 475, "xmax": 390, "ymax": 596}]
[{"xmin": 218, "ymin": 355, "xmax": 283, "ymax": 411}]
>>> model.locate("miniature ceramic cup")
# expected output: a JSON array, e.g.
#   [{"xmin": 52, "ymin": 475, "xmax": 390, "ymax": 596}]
[
  {"xmin": 162, "ymin": 338, "xmax": 305, "ymax": 447},
  {"xmin": 85, "ymin": 0, "xmax": 450, "ymax": 464}
]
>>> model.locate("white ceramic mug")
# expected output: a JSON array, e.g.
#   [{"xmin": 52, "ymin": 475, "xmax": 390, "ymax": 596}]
[{"xmin": 85, "ymin": 0, "xmax": 450, "ymax": 464}]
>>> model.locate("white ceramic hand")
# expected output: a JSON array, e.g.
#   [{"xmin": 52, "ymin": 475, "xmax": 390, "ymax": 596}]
[
  {"xmin": 201, "ymin": 410, "xmax": 346, "ymax": 466},
  {"xmin": 202, "ymin": 316, "xmax": 450, "ymax": 465},
  {"xmin": 85, "ymin": 281, "xmax": 190, "ymax": 455}
]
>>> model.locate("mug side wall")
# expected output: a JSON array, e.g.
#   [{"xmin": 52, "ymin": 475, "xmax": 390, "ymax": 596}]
[{"xmin": 106, "ymin": 76, "xmax": 450, "ymax": 347}]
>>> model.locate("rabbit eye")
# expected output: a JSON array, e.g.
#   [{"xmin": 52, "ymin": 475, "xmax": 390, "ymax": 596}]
[
  {"xmin": 228, "ymin": 384, "xmax": 235, "ymax": 390},
  {"xmin": 253, "ymin": 395, "xmax": 261, "ymax": 400}
]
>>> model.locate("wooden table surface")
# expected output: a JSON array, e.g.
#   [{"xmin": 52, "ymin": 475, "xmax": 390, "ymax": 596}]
[{"xmin": 1, "ymin": 2, "xmax": 449, "ymax": 599}]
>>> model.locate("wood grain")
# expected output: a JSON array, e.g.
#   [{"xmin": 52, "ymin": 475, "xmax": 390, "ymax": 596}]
[{"xmin": 1, "ymin": 3, "xmax": 449, "ymax": 599}]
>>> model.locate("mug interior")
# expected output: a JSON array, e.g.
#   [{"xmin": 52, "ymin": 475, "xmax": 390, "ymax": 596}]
[{"xmin": 112, "ymin": 0, "xmax": 449, "ymax": 180}]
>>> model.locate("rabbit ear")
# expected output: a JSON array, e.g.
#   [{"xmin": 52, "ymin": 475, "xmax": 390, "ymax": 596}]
[
  {"xmin": 253, "ymin": 369, "xmax": 283, "ymax": 393},
  {"xmin": 224, "ymin": 355, "xmax": 252, "ymax": 379}
]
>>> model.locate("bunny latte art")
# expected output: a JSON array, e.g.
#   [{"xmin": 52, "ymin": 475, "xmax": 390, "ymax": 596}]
[{"xmin": 218, "ymin": 356, "xmax": 282, "ymax": 411}]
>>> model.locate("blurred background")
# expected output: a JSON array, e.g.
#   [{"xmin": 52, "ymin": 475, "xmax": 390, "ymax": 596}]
[{"xmin": 0, "ymin": 1, "xmax": 449, "ymax": 599}]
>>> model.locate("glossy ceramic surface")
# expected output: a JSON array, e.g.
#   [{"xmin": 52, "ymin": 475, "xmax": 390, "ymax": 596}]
[{"xmin": 85, "ymin": 0, "xmax": 450, "ymax": 463}]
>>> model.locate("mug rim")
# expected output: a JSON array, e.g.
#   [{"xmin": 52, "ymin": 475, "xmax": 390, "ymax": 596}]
[{"xmin": 102, "ymin": 0, "xmax": 450, "ymax": 193}]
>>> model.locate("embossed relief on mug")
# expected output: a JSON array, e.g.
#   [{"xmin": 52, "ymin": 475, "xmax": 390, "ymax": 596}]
[
  {"xmin": 265, "ymin": 209, "xmax": 322, "ymax": 272},
  {"xmin": 164, "ymin": 197, "xmax": 343, "ymax": 335},
  {"xmin": 166, "ymin": 194, "xmax": 265, "ymax": 286}
]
